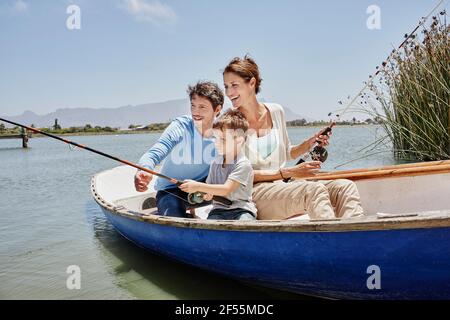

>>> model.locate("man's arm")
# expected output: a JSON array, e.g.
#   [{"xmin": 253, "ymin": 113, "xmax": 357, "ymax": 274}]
[
  {"xmin": 138, "ymin": 118, "xmax": 187, "ymax": 170},
  {"xmin": 135, "ymin": 118, "xmax": 187, "ymax": 192}
]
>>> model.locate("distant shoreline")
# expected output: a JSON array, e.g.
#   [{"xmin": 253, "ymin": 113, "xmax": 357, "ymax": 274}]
[
  {"xmin": 0, "ymin": 129, "xmax": 167, "ymax": 138},
  {"xmin": 287, "ymin": 124, "xmax": 377, "ymax": 129},
  {"xmin": 0, "ymin": 124, "xmax": 378, "ymax": 139}
]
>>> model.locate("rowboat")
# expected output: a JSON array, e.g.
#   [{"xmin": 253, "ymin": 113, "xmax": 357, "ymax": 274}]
[{"xmin": 91, "ymin": 160, "xmax": 450, "ymax": 299}]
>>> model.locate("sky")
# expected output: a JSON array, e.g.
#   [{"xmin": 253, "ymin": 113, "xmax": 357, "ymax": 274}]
[{"xmin": 0, "ymin": 0, "xmax": 445, "ymax": 119}]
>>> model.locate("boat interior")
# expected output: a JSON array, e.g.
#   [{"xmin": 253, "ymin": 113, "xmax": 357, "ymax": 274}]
[{"xmin": 92, "ymin": 163, "xmax": 450, "ymax": 223}]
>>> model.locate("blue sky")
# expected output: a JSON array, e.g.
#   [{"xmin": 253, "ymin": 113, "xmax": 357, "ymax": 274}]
[{"xmin": 0, "ymin": 0, "xmax": 444, "ymax": 119}]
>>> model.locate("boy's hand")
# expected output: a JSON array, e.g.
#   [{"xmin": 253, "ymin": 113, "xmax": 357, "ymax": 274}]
[
  {"xmin": 179, "ymin": 179, "xmax": 202, "ymax": 193},
  {"xmin": 203, "ymin": 193, "xmax": 213, "ymax": 201}
]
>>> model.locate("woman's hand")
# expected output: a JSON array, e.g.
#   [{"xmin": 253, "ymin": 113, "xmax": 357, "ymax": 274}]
[
  {"xmin": 283, "ymin": 161, "xmax": 322, "ymax": 179},
  {"xmin": 179, "ymin": 179, "xmax": 202, "ymax": 194},
  {"xmin": 306, "ymin": 126, "xmax": 332, "ymax": 148},
  {"xmin": 134, "ymin": 170, "xmax": 153, "ymax": 192}
]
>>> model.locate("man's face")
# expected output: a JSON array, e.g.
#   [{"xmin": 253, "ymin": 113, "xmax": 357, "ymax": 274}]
[{"xmin": 190, "ymin": 95, "xmax": 217, "ymax": 133}]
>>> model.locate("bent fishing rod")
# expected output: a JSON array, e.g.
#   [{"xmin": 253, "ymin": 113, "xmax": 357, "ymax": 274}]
[{"xmin": 0, "ymin": 117, "xmax": 232, "ymax": 206}]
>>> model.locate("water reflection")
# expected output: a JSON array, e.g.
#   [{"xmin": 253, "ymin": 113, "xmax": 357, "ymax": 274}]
[
  {"xmin": 2, "ymin": 128, "xmax": 389, "ymax": 299},
  {"xmin": 86, "ymin": 201, "xmax": 310, "ymax": 300}
]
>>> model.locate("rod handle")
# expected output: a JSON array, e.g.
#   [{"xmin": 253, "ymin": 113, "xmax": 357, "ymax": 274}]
[
  {"xmin": 176, "ymin": 181, "xmax": 233, "ymax": 206},
  {"xmin": 212, "ymin": 195, "xmax": 232, "ymax": 206}
]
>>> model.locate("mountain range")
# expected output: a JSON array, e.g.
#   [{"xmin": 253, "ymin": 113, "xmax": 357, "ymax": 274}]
[{"xmin": 4, "ymin": 99, "xmax": 307, "ymax": 129}]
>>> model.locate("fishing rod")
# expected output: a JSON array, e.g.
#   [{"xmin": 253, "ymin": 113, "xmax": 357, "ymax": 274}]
[
  {"xmin": 294, "ymin": 0, "xmax": 446, "ymax": 169},
  {"xmin": 279, "ymin": 122, "xmax": 335, "ymax": 182},
  {"xmin": 0, "ymin": 117, "xmax": 232, "ymax": 206}
]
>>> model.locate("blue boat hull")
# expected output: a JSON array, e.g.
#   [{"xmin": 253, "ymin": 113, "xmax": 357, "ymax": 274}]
[{"xmin": 102, "ymin": 208, "xmax": 450, "ymax": 299}]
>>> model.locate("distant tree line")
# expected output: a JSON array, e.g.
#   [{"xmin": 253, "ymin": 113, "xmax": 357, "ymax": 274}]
[
  {"xmin": 2, "ymin": 117, "xmax": 383, "ymax": 136},
  {"xmin": 40, "ymin": 124, "xmax": 118, "ymax": 134},
  {"xmin": 128, "ymin": 123, "xmax": 169, "ymax": 131},
  {"xmin": 286, "ymin": 117, "xmax": 383, "ymax": 127},
  {"xmin": 0, "ymin": 121, "xmax": 171, "ymax": 136},
  {"xmin": 0, "ymin": 124, "xmax": 23, "ymax": 135}
]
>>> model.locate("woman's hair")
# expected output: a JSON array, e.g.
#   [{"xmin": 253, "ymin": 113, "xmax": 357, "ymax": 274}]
[
  {"xmin": 213, "ymin": 109, "xmax": 249, "ymax": 134},
  {"xmin": 223, "ymin": 54, "xmax": 262, "ymax": 94},
  {"xmin": 187, "ymin": 81, "xmax": 224, "ymax": 110}
]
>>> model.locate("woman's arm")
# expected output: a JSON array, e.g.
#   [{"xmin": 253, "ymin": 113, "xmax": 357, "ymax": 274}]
[
  {"xmin": 179, "ymin": 179, "xmax": 240, "ymax": 197},
  {"xmin": 253, "ymin": 169, "xmax": 284, "ymax": 183},
  {"xmin": 253, "ymin": 161, "xmax": 323, "ymax": 183},
  {"xmin": 289, "ymin": 140, "xmax": 312, "ymax": 160},
  {"xmin": 289, "ymin": 128, "xmax": 332, "ymax": 159}
]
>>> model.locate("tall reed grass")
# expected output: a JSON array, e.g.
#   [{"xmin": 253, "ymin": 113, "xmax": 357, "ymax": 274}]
[{"xmin": 360, "ymin": 11, "xmax": 449, "ymax": 161}]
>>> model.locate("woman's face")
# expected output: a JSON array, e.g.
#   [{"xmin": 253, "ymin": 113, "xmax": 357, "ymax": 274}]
[
  {"xmin": 223, "ymin": 72, "xmax": 256, "ymax": 109},
  {"xmin": 190, "ymin": 94, "xmax": 220, "ymax": 135}
]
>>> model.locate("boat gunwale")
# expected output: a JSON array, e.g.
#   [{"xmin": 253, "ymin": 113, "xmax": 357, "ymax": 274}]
[{"xmin": 91, "ymin": 172, "xmax": 450, "ymax": 233}]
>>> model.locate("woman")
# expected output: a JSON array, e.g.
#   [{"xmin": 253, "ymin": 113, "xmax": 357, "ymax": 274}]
[
  {"xmin": 134, "ymin": 81, "xmax": 223, "ymax": 217},
  {"xmin": 222, "ymin": 55, "xmax": 364, "ymax": 220}
]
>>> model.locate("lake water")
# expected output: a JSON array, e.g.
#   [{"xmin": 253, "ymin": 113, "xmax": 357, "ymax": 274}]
[{"xmin": 0, "ymin": 126, "xmax": 396, "ymax": 299}]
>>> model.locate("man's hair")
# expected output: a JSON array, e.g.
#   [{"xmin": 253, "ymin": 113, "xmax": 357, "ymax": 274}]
[
  {"xmin": 213, "ymin": 109, "xmax": 249, "ymax": 134},
  {"xmin": 187, "ymin": 81, "xmax": 224, "ymax": 110}
]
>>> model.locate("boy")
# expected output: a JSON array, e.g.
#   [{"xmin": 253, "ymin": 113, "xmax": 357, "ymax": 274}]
[{"xmin": 179, "ymin": 109, "xmax": 257, "ymax": 220}]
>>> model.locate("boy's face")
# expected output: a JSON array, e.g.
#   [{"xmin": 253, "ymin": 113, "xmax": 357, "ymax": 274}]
[
  {"xmin": 190, "ymin": 94, "xmax": 220, "ymax": 135},
  {"xmin": 213, "ymin": 128, "xmax": 244, "ymax": 159}
]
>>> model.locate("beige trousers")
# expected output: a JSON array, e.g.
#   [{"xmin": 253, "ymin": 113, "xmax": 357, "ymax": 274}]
[{"xmin": 252, "ymin": 179, "xmax": 364, "ymax": 220}]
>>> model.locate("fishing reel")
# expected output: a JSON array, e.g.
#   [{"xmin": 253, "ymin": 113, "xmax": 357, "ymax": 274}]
[
  {"xmin": 294, "ymin": 145, "xmax": 328, "ymax": 167},
  {"xmin": 187, "ymin": 192, "xmax": 207, "ymax": 205},
  {"xmin": 282, "ymin": 124, "xmax": 334, "ymax": 182},
  {"xmin": 285, "ymin": 146, "xmax": 328, "ymax": 183},
  {"xmin": 308, "ymin": 145, "xmax": 329, "ymax": 162},
  {"xmin": 295, "ymin": 125, "xmax": 333, "ymax": 165},
  {"xmin": 187, "ymin": 192, "xmax": 232, "ymax": 206}
]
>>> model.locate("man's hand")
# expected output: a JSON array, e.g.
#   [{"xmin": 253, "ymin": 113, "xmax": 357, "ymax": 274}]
[
  {"xmin": 134, "ymin": 170, "xmax": 153, "ymax": 192},
  {"xmin": 179, "ymin": 179, "xmax": 202, "ymax": 194},
  {"xmin": 283, "ymin": 161, "xmax": 322, "ymax": 179}
]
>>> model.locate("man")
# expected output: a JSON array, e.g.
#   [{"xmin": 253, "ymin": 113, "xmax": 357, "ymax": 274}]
[{"xmin": 134, "ymin": 81, "xmax": 223, "ymax": 217}]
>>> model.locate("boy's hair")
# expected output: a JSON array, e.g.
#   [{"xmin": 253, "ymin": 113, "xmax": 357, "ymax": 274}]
[
  {"xmin": 213, "ymin": 109, "xmax": 249, "ymax": 134},
  {"xmin": 187, "ymin": 81, "xmax": 224, "ymax": 111}
]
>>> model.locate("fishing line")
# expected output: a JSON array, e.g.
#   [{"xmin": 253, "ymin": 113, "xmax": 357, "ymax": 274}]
[
  {"xmin": 329, "ymin": 0, "xmax": 445, "ymax": 120},
  {"xmin": 0, "ymin": 117, "xmax": 231, "ymax": 207},
  {"xmin": 329, "ymin": 0, "xmax": 446, "ymax": 169}
]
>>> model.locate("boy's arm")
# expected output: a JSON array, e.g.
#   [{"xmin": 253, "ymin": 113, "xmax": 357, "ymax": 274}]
[
  {"xmin": 179, "ymin": 179, "xmax": 240, "ymax": 197},
  {"xmin": 203, "ymin": 193, "xmax": 213, "ymax": 201}
]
